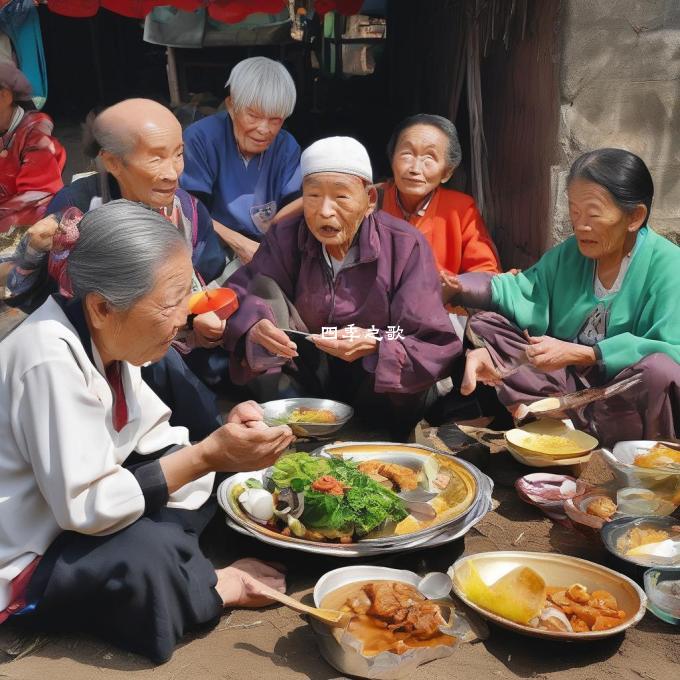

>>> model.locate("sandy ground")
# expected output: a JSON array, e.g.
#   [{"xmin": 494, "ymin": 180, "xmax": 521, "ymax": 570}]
[{"xmin": 0, "ymin": 433, "xmax": 677, "ymax": 680}]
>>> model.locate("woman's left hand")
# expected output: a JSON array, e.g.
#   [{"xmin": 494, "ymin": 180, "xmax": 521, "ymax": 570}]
[
  {"xmin": 524, "ymin": 333, "xmax": 596, "ymax": 372},
  {"xmin": 192, "ymin": 311, "xmax": 227, "ymax": 349},
  {"xmin": 309, "ymin": 326, "xmax": 378, "ymax": 363},
  {"xmin": 216, "ymin": 558, "xmax": 286, "ymax": 608}
]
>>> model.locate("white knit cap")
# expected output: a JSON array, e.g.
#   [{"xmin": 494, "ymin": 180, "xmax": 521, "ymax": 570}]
[{"xmin": 301, "ymin": 136, "xmax": 373, "ymax": 183}]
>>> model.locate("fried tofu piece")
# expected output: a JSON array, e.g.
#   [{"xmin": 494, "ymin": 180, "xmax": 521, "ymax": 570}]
[
  {"xmin": 548, "ymin": 590, "xmax": 573, "ymax": 609},
  {"xmin": 588, "ymin": 590, "xmax": 619, "ymax": 611},
  {"xmin": 357, "ymin": 461, "xmax": 419, "ymax": 491},
  {"xmin": 592, "ymin": 615, "xmax": 624, "ymax": 631},
  {"xmin": 570, "ymin": 615, "xmax": 590, "ymax": 633},
  {"xmin": 567, "ymin": 583, "xmax": 590, "ymax": 604}
]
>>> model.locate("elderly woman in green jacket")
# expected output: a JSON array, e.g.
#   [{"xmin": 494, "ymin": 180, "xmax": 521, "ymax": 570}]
[{"xmin": 451, "ymin": 148, "xmax": 680, "ymax": 447}]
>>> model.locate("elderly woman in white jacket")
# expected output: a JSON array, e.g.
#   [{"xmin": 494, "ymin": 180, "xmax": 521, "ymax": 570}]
[{"xmin": 0, "ymin": 200, "xmax": 294, "ymax": 663}]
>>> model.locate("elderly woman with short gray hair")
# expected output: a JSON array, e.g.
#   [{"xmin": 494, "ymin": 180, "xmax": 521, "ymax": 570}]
[
  {"xmin": 381, "ymin": 114, "xmax": 500, "ymax": 300},
  {"xmin": 181, "ymin": 56, "xmax": 302, "ymax": 265},
  {"xmin": 0, "ymin": 200, "xmax": 293, "ymax": 663}
]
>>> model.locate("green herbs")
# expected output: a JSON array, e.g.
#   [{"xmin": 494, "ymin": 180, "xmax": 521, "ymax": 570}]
[
  {"xmin": 270, "ymin": 452, "xmax": 331, "ymax": 490},
  {"xmin": 270, "ymin": 454, "xmax": 408, "ymax": 538}
]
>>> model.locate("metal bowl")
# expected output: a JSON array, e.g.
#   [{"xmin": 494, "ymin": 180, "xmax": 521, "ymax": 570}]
[
  {"xmin": 600, "ymin": 516, "xmax": 680, "ymax": 570},
  {"xmin": 311, "ymin": 566, "xmax": 457, "ymax": 679},
  {"xmin": 449, "ymin": 551, "xmax": 646, "ymax": 640},
  {"xmin": 261, "ymin": 397, "xmax": 353, "ymax": 437},
  {"xmin": 600, "ymin": 441, "xmax": 680, "ymax": 493},
  {"xmin": 644, "ymin": 568, "xmax": 680, "ymax": 625}
]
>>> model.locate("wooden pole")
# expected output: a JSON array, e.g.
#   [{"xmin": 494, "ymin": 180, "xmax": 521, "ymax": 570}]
[{"xmin": 166, "ymin": 46, "xmax": 181, "ymax": 107}]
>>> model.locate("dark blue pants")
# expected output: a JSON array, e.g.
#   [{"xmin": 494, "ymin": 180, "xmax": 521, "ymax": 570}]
[
  {"xmin": 22, "ymin": 502, "xmax": 222, "ymax": 664},
  {"xmin": 142, "ymin": 347, "xmax": 223, "ymax": 441}
]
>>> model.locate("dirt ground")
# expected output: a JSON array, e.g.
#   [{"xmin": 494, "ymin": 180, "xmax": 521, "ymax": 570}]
[{"xmin": 0, "ymin": 428, "xmax": 677, "ymax": 680}]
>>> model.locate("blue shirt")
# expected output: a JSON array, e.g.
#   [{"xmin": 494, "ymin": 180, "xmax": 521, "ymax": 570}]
[{"xmin": 180, "ymin": 112, "xmax": 302, "ymax": 241}]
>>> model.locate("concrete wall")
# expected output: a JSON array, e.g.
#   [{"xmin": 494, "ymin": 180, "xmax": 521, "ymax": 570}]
[{"xmin": 554, "ymin": 0, "xmax": 680, "ymax": 244}]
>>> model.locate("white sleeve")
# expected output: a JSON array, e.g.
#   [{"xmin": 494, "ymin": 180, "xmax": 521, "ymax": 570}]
[
  {"xmin": 132, "ymin": 377, "xmax": 215, "ymax": 510},
  {"xmin": 15, "ymin": 359, "xmax": 147, "ymax": 536}
]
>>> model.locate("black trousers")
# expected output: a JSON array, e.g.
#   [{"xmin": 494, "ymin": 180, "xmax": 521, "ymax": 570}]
[{"xmin": 21, "ymin": 502, "xmax": 223, "ymax": 664}]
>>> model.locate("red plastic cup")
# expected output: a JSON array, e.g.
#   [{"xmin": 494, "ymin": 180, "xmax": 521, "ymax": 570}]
[{"xmin": 189, "ymin": 288, "xmax": 239, "ymax": 320}]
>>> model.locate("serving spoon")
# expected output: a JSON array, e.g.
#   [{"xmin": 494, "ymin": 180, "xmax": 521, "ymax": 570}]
[{"xmin": 255, "ymin": 582, "xmax": 353, "ymax": 628}]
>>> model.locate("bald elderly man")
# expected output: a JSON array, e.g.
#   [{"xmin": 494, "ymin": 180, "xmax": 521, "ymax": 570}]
[{"xmin": 6, "ymin": 99, "xmax": 229, "ymax": 439}]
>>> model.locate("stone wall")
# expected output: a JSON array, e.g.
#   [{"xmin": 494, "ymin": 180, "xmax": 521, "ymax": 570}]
[{"xmin": 554, "ymin": 0, "xmax": 680, "ymax": 244}]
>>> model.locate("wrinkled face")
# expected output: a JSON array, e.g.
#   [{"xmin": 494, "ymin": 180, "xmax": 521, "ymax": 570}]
[
  {"xmin": 100, "ymin": 247, "xmax": 193, "ymax": 366},
  {"xmin": 391, "ymin": 124, "xmax": 453, "ymax": 201},
  {"xmin": 303, "ymin": 173, "xmax": 372, "ymax": 250},
  {"xmin": 568, "ymin": 178, "xmax": 644, "ymax": 261},
  {"xmin": 104, "ymin": 118, "xmax": 184, "ymax": 210},
  {"xmin": 227, "ymin": 98, "xmax": 284, "ymax": 158}
]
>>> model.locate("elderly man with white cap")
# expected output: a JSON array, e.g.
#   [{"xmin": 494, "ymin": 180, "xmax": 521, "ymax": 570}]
[
  {"xmin": 0, "ymin": 62, "xmax": 65, "ymax": 233},
  {"xmin": 224, "ymin": 136, "xmax": 461, "ymax": 438}
]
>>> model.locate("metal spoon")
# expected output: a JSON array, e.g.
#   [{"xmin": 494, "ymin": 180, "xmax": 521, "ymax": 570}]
[{"xmin": 417, "ymin": 572, "xmax": 453, "ymax": 600}]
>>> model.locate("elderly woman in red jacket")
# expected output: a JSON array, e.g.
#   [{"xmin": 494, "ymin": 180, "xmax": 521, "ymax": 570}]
[{"xmin": 0, "ymin": 62, "xmax": 65, "ymax": 233}]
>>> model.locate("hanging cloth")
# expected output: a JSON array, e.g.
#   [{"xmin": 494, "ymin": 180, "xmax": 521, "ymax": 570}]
[{"xmin": 0, "ymin": 0, "xmax": 48, "ymax": 109}]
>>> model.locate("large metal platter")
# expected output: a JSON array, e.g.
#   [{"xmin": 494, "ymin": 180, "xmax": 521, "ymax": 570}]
[
  {"xmin": 217, "ymin": 442, "xmax": 493, "ymax": 556},
  {"xmin": 222, "ymin": 489, "xmax": 493, "ymax": 558}
]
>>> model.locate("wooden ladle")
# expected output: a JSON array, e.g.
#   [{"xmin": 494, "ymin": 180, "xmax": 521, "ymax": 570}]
[{"xmin": 256, "ymin": 583, "xmax": 353, "ymax": 628}]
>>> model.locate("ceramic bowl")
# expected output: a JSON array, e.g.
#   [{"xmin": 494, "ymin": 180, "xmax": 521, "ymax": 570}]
[{"xmin": 449, "ymin": 551, "xmax": 646, "ymax": 640}]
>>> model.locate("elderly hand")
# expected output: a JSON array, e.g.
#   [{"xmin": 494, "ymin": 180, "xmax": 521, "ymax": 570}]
[
  {"xmin": 216, "ymin": 558, "xmax": 286, "ymax": 608},
  {"xmin": 461, "ymin": 347, "xmax": 503, "ymax": 395},
  {"xmin": 309, "ymin": 326, "xmax": 378, "ymax": 363},
  {"xmin": 200, "ymin": 420, "xmax": 294, "ymax": 473},
  {"xmin": 192, "ymin": 311, "xmax": 226, "ymax": 349},
  {"xmin": 440, "ymin": 270, "xmax": 462, "ymax": 304},
  {"xmin": 232, "ymin": 232, "xmax": 260, "ymax": 265},
  {"xmin": 227, "ymin": 400, "xmax": 268, "ymax": 430},
  {"xmin": 26, "ymin": 214, "xmax": 59, "ymax": 252},
  {"xmin": 524, "ymin": 333, "xmax": 596, "ymax": 372},
  {"xmin": 249, "ymin": 319, "xmax": 298, "ymax": 360}
]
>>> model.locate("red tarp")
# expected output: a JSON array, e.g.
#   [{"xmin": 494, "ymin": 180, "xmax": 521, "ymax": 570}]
[{"xmin": 46, "ymin": 0, "xmax": 365, "ymax": 21}]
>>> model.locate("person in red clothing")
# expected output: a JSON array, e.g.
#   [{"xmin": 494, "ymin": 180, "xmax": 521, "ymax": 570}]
[
  {"xmin": 381, "ymin": 114, "xmax": 500, "ymax": 302},
  {"xmin": 0, "ymin": 62, "xmax": 66, "ymax": 233}
]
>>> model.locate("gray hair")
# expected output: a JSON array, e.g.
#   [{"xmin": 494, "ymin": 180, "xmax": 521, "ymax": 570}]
[
  {"xmin": 82, "ymin": 109, "xmax": 136, "ymax": 160},
  {"xmin": 68, "ymin": 200, "xmax": 189, "ymax": 310},
  {"xmin": 387, "ymin": 114, "xmax": 463, "ymax": 171},
  {"xmin": 226, "ymin": 57, "xmax": 296, "ymax": 119}
]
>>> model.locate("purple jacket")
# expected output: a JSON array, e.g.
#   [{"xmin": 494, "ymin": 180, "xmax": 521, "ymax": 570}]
[{"xmin": 225, "ymin": 210, "xmax": 461, "ymax": 393}]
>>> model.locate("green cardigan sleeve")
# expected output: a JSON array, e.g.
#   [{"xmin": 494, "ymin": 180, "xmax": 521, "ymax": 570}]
[
  {"xmin": 597, "ymin": 284, "xmax": 680, "ymax": 378},
  {"xmin": 490, "ymin": 244, "xmax": 561, "ymax": 335}
]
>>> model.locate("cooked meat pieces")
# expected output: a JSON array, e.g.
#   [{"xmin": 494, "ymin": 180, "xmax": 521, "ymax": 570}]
[
  {"xmin": 397, "ymin": 601, "xmax": 447, "ymax": 639},
  {"xmin": 358, "ymin": 582, "xmax": 445, "ymax": 639},
  {"xmin": 363, "ymin": 582, "xmax": 419, "ymax": 620},
  {"xmin": 357, "ymin": 461, "xmax": 419, "ymax": 491}
]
